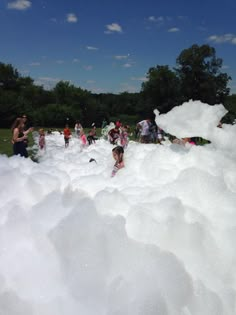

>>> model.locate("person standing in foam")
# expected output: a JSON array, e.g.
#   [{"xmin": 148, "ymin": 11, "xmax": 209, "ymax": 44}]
[
  {"xmin": 173, "ymin": 137, "xmax": 196, "ymax": 146},
  {"xmin": 80, "ymin": 129, "xmax": 87, "ymax": 147},
  {"xmin": 63, "ymin": 124, "xmax": 71, "ymax": 148},
  {"xmin": 11, "ymin": 117, "xmax": 33, "ymax": 157},
  {"xmin": 120, "ymin": 125, "xmax": 129, "ymax": 149},
  {"xmin": 137, "ymin": 118, "xmax": 151, "ymax": 143},
  {"xmin": 111, "ymin": 146, "xmax": 124, "ymax": 177},
  {"xmin": 74, "ymin": 121, "xmax": 83, "ymax": 137},
  {"xmin": 38, "ymin": 128, "xmax": 46, "ymax": 150},
  {"xmin": 108, "ymin": 125, "xmax": 120, "ymax": 145}
]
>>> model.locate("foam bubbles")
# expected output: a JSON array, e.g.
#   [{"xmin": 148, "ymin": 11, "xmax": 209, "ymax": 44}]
[{"xmin": 0, "ymin": 101, "xmax": 235, "ymax": 314}]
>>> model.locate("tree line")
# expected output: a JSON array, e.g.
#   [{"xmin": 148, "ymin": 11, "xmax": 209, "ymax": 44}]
[{"xmin": 0, "ymin": 44, "xmax": 235, "ymax": 128}]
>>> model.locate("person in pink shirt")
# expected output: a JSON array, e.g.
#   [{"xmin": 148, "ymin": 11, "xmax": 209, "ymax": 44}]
[
  {"xmin": 189, "ymin": 138, "xmax": 196, "ymax": 145},
  {"xmin": 80, "ymin": 130, "xmax": 87, "ymax": 146},
  {"xmin": 111, "ymin": 146, "xmax": 124, "ymax": 177}
]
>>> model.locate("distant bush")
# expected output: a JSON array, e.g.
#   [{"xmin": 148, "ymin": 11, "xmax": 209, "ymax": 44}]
[{"xmin": 109, "ymin": 114, "xmax": 139, "ymax": 125}]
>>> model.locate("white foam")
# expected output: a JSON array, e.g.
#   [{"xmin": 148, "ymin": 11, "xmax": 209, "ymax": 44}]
[{"xmin": 0, "ymin": 100, "xmax": 235, "ymax": 314}]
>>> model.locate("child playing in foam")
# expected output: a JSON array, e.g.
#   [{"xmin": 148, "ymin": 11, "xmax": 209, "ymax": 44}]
[
  {"xmin": 111, "ymin": 146, "xmax": 124, "ymax": 177},
  {"xmin": 38, "ymin": 128, "xmax": 46, "ymax": 150}
]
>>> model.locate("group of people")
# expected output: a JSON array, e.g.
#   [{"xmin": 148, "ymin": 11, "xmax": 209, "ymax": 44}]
[
  {"xmin": 106, "ymin": 118, "xmax": 166, "ymax": 146},
  {"xmin": 73, "ymin": 121, "xmax": 98, "ymax": 147},
  {"xmin": 135, "ymin": 119, "xmax": 165, "ymax": 144},
  {"xmin": 40, "ymin": 121, "xmax": 125, "ymax": 178},
  {"xmin": 10, "ymin": 115, "xmax": 124, "ymax": 178},
  {"xmin": 10, "ymin": 115, "xmax": 198, "ymax": 178},
  {"xmin": 41, "ymin": 122, "xmax": 98, "ymax": 149},
  {"xmin": 135, "ymin": 118, "xmax": 197, "ymax": 146}
]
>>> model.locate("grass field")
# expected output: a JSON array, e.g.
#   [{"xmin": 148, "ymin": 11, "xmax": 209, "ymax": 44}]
[
  {"xmin": 0, "ymin": 128, "xmax": 38, "ymax": 157},
  {"xmin": 0, "ymin": 128, "xmax": 104, "ymax": 157},
  {"xmin": 0, "ymin": 129, "xmax": 16, "ymax": 157},
  {"xmin": 0, "ymin": 127, "xmax": 208, "ymax": 157},
  {"xmin": 0, "ymin": 127, "xmax": 140, "ymax": 157}
]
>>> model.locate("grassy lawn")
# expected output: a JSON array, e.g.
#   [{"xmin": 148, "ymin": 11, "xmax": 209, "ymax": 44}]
[
  {"xmin": 3, "ymin": 126, "xmax": 210, "ymax": 158},
  {"xmin": 0, "ymin": 128, "xmax": 36, "ymax": 157},
  {"xmin": 0, "ymin": 127, "xmax": 105, "ymax": 157},
  {"xmin": 0, "ymin": 129, "xmax": 15, "ymax": 156},
  {"xmin": 0, "ymin": 126, "xmax": 139, "ymax": 157},
  {"xmin": 0, "ymin": 127, "xmax": 207, "ymax": 157}
]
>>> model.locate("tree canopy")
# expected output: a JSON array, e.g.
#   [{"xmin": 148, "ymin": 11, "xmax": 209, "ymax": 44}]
[
  {"xmin": 141, "ymin": 65, "xmax": 180, "ymax": 114},
  {"xmin": 175, "ymin": 44, "xmax": 231, "ymax": 104},
  {"xmin": 0, "ymin": 44, "xmax": 235, "ymax": 128}
]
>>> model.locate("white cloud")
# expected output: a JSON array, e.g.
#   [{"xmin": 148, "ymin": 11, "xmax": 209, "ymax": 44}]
[
  {"xmin": 19, "ymin": 69, "xmax": 29, "ymax": 75},
  {"xmin": 36, "ymin": 77, "xmax": 60, "ymax": 83},
  {"xmin": 86, "ymin": 46, "xmax": 98, "ymax": 50},
  {"xmin": 148, "ymin": 16, "xmax": 164, "ymax": 23},
  {"xmin": 208, "ymin": 34, "xmax": 236, "ymax": 45},
  {"xmin": 131, "ymin": 76, "xmax": 148, "ymax": 82},
  {"xmin": 56, "ymin": 60, "xmax": 64, "ymax": 64},
  {"xmin": 29, "ymin": 62, "xmax": 40, "ymax": 66},
  {"xmin": 89, "ymin": 87, "xmax": 105, "ymax": 93},
  {"xmin": 232, "ymin": 38, "xmax": 236, "ymax": 44},
  {"xmin": 168, "ymin": 27, "xmax": 180, "ymax": 32},
  {"xmin": 86, "ymin": 80, "xmax": 95, "ymax": 84},
  {"xmin": 67, "ymin": 13, "xmax": 78, "ymax": 23},
  {"xmin": 84, "ymin": 65, "xmax": 93, "ymax": 71},
  {"xmin": 34, "ymin": 77, "xmax": 60, "ymax": 90},
  {"xmin": 114, "ymin": 55, "xmax": 129, "ymax": 60},
  {"xmin": 119, "ymin": 83, "xmax": 139, "ymax": 93},
  {"xmin": 7, "ymin": 0, "xmax": 31, "ymax": 10},
  {"xmin": 105, "ymin": 23, "xmax": 122, "ymax": 33},
  {"xmin": 123, "ymin": 63, "xmax": 132, "ymax": 68},
  {"xmin": 148, "ymin": 16, "xmax": 157, "ymax": 22},
  {"xmin": 72, "ymin": 58, "xmax": 80, "ymax": 63}
]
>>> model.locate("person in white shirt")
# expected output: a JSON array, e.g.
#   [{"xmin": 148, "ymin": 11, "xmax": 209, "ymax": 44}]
[
  {"xmin": 74, "ymin": 121, "xmax": 83, "ymax": 137},
  {"xmin": 137, "ymin": 119, "xmax": 151, "ymax": 143}
]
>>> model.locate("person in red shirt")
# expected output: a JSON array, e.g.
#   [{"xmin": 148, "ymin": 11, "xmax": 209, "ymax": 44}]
[
  {"xmin": 63, "ymin": 124, "xmax": 71, "ymax": 148},
  {"xmin": 115, "ymin": 119, "xmax": 122, "ymax": 128}
]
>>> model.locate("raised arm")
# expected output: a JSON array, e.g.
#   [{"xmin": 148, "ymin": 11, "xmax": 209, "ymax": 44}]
[{"xmin": 24, "ymin": 127, "xmax": 34, "ymax": 135}]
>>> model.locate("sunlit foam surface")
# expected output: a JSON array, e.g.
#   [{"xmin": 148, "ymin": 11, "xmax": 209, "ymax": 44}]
[{"xmin": 0, "ymin": 101, "xmax": 235, "ymax": 314}]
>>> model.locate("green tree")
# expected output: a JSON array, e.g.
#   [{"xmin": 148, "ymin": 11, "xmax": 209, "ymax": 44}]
[
  {"xmin": 53, "ymin": 81, "xmax": 91, "ymax": 106},
  {"xmin": 53, "ymin": 81, "xmax": 74, "ymax": 105},
  {"xmin": 176, "ymin": 44, "xmax": 231, "ymax": 104},
  {"xmin": 224, "ymin": 94, "xmax": 236, "ymax": 123},
  {"xmin": 141, "ymin": 65, "xmax": 180, "ymax": 114},
  {"xmin": 0, "ymin": 91, "xmax": 20, "ymax": 127},
  {"xmin": 0, "ymin": 62, "xmax": 19, "ymax": 89}
]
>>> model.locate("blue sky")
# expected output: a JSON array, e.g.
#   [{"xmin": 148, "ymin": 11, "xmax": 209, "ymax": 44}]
[{"xmin": 1, "ymin": 0, "xmax": 236, "ymax": 94}]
